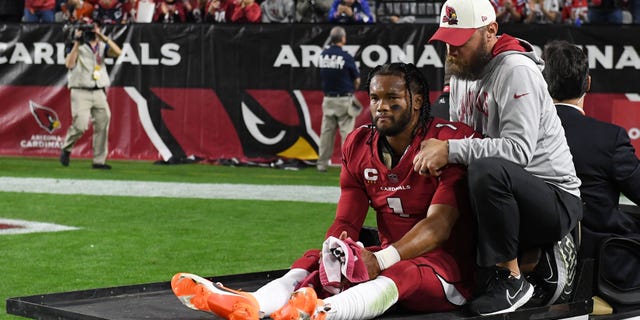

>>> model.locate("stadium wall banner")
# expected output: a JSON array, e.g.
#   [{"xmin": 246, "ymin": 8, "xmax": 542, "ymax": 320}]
[{"xmin": 1, "ymin": 23, "xmax": 639, "ymax": 162}]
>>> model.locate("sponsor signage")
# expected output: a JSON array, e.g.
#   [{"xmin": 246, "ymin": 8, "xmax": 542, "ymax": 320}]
[{"xmin": 0, "ymin": 24, "xmax": 638, "ymax": 161}]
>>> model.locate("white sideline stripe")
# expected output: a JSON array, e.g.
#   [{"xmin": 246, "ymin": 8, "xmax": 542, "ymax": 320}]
[
  {"xmin": 0, "ymin": 218, "xmax": 79, "ymax": 235},
  {"xmin": 0, "ymin": 177, "xmax": 632, "ymax": 206},
  {"xmin": 0, "ymin": 177, "xmax": 340, "ymax": 204}
]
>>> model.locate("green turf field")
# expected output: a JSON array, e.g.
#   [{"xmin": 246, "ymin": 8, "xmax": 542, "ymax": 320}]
[{"xmin": 0, "ymin": 156, "xmax": 374, "ymax": 320}]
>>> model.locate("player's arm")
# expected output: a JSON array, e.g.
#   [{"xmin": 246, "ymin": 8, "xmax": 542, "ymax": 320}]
[
  {"xmin": 325, "ymin": 160, "xmax": 370, "ymax": 240},
  {"xmin": 392, "ymin": 203, "xmax": 459, "ymax": 259}
]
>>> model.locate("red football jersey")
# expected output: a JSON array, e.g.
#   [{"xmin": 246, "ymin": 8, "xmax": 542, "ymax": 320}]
[{"xmin": 327, "ymin": 118, "xmax": 480, "ymax": 253}]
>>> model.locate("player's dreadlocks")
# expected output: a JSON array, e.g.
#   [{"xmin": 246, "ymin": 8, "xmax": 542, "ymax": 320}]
[{"xmin": 365, "ymin": 62, "xmax": 432, "ymax": 145}]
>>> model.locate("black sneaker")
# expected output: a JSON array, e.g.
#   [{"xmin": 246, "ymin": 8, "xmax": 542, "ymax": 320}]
[
  {"xmin": 526, "ymin": 233, "xmax": 578, "ymax": 307},
  {"xmin": 60, "ymin": 150, "xmax": 70, "ymax": 167},
  {"xmin": 468, "ymin": 267, "xmax": 534, "ymax": 315},
  {"xmin": 92, "ymin": 163, "xmax": 112, "ymax": 170}
]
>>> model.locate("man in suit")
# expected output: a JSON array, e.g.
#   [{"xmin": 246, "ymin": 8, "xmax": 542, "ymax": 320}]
[{"xmin": 541, "ymin": 40, "xmax": 640, "ymax": 263}]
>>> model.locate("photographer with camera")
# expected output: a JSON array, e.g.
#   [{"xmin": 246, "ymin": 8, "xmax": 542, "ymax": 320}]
[
  {"xmin": 60, "ymin": 19, "xmax": 121, "ymax": 170},
  {"xmin": 328, "ymin": 0, "xmax": 373, "ymax": 23}
]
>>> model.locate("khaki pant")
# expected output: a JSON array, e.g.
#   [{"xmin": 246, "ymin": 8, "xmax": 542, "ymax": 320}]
[
  {"xmin": 62, "ymin": 88, "xmax": 111, "ymax": 165},
  {"xmin": 317, "ymin": 95, "xmax": 360, "ymax": 167}
]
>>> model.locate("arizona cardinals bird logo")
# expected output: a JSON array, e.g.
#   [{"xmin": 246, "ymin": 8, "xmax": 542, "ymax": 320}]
[
  {"xmin": 29, "ymin": 100, "xmax": 61, "ymax": 133},
  {"xmin": 442, "ymin": 6, "xmax": 459, "ymax": 25}
]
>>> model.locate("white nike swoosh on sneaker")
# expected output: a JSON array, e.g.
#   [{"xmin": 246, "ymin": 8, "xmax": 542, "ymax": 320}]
[
  {"xmin": 543, "ymin": 252, "xmax": 556, "ymax": 283},
  {"xmin": 506, "ymin": 282, "xmax": 524, "ymax": 306}
]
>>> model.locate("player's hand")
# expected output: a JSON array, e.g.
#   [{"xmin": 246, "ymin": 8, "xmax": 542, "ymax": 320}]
[
  {"xmin": 361, "ymin": 248, "xmax": 381, "ymax": 279},
  {"xmin": 413, "ymin": 139, "xmax": 448, "ymax": 177}
]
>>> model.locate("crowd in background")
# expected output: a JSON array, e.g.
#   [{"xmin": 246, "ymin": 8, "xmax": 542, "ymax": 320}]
[{"xmin": 0, "ymin": 0, "xmax": 638, "ymax": 25}]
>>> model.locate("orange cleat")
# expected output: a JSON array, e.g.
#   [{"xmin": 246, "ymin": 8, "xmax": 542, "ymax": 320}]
[
  {"xmin": 271, "ymin": 287, "xmax": 326, "ymax": 320},
  {"xmin": 171, "ymin": 272, "xmax": 260, "ymax": 320}
]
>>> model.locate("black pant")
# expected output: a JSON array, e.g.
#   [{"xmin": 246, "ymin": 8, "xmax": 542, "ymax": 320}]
[{"xmin": 468, "ymin": 157, "xmax": 582, "ymax": 267}]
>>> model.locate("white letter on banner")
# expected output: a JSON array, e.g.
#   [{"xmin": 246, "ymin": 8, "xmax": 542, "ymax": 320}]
[
  {"xmin": 116, "ymin": 43, "xmax": 140, "ymax": 65},
  {"xmin": 416, "ymin": 45, "xmax": 443, "ymax": 68},
  {"xmin": 274, "ymin": 45, "xmax": 299, "ymax": 67},
  {"xmin": 389, "ymin": 45, "xmax": 413, "ymax": 64},
  {"xmin": 615, "ymin": 46, "xmax": 640, "ymax": 70},
  {"xmin": 10, "ymin": 43, "xmax": 32, "ymax": 64},
  {"xmin": 630, "ymin": 128, "xmax": 640, "ymax": 140},
  {"xmin": 301, "ymin": 45, "xmax": 322, "ymax": 67},
  {"xmin": 361, "ymin": 45, "xmax": 388, "ymax": 68},
  {"xmin": 0, "ymin": 43, "xmax": 7, "ymax": 64},
  {"xmin": 34, "ymin": 42, "xmax": 54, "ymax": 64},
  {"xmin": 56, "ymin": 43, "xmax": 66, "ymax": 64},
  {"xmin": 586, "ymin": 45, "xmax": 613, "ymax": 69},
  {"xmin": 140, "ymin": 43, "xmax": 159, "ymax": 65},
  {"xmin": 160, "ymin": 43, "xmax": 180, "ymax": 66}
]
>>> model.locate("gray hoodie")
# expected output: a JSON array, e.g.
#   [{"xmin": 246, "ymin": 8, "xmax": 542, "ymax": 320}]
[{"xmin": 447, "ymin": 36, "xmax": 581, "ymax": 197}]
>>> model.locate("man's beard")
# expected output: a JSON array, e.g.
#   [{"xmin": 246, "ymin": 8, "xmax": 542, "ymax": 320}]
[
  {"xmin": 446, "ymin": 43, "xmax": 493, "ymax": 80},
  {"xmin": 375, "ymin": 106, "xmax": 413, "ymax": 137}
]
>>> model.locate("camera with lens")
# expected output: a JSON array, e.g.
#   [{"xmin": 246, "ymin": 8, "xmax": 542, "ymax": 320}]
[{"xmin": 63, "ymin": 21, "xmax": 96, "ymax": 46}]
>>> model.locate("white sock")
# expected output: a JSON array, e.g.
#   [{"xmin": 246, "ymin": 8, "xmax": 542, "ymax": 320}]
[
  {"xmin": 322, "ymin": 276, "xmax": 399, "ymax": 320},
  {"xmin": 251, "ymin": 268, "xmax": 310, "ymax": 315}
]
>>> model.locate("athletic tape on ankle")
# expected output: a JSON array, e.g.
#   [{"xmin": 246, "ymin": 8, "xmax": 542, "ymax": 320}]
[{"xmin": 374, "ymin": 245, "xmax": 400, "ymax": 270}]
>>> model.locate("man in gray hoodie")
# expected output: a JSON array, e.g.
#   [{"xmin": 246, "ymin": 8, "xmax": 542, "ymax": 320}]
[{"xmin": 414, "ymin": 0, "xmax": 583, "ymax": 315}]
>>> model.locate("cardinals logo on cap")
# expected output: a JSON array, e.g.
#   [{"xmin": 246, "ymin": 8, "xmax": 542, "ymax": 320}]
[
  {"xmin": 442, "ymin": 5, "xmax": 459, "ymax": 25},
  {"xmin": 29, "ymin": 100, "xmax": 61, "ymax": 134}
]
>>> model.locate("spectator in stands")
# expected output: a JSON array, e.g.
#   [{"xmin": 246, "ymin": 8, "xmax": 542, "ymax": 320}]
[
  {"xmin": 296, "ymin": 0, "xmax": 332, "ymax": 22},
  {"xmin": 375, "ymin": 2, "xmax": 416, "ymax": 23},
  {"xmin": 93, "ymin": 0, "xmax": 130, "ymax": 24},
  {"xmin": 327, "ymin": 0, "xmax": 374, "ymax": 23},
  {"xmin": 386, "ymin": 14, "xmax": 415, "ymax": 23},
  {"xmin": 0, "ymin": 1, "xmax": 24, "ymax": 22},
  {"xmin": 261, "ymin": 0, "xmax": 294, "ymax": 23},
  {"xmin": 123, "ymin": 0, "xmax": 139, "ymax": 22},
  {"xmin": 154, "ymin": 0, "xmax": 187, "ymax": 22},
  {"xmin": 204, "ymin": 0, "xmax": 234, "ymax": 22},
  {"xmin": 183, "ymin": 0, "xmax": 204, "ymax": 22},
  {"xmin": 24, "ymin": 0, "xmax": 56, "ymax": 22},
  {"xmin": 561, "ymin": 0, "xmax": 589, "ymax": 24},
  {"xmin": 541, "ymin": 39, "xmax": 640, "ymax": 269},
  {"xmin": 588, "ymin": 0, "xmax": 623, "ymax": 23},
  {"xmin": 524, "ymin": 0, "xmax": 560, "ymax": 23},
  {"xmin": 491, "ymin": 0, "xmax": 526, "ymax": 23},
  {"xmin": 231, "ymin": 0, "xmax": 261, "ymax": 22},
  {"xmin": 61, "ymin": 0, "xmax": 94, "ymax": 23}
]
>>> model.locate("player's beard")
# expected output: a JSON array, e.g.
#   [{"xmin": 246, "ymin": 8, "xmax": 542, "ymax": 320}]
[
  {"xmin": 446, "ymin": 40, "xmax": 493, "ymax": 81},
  {"xmin": 375, "ymin": 106, "xmax": 413, "ymax": 137}
]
